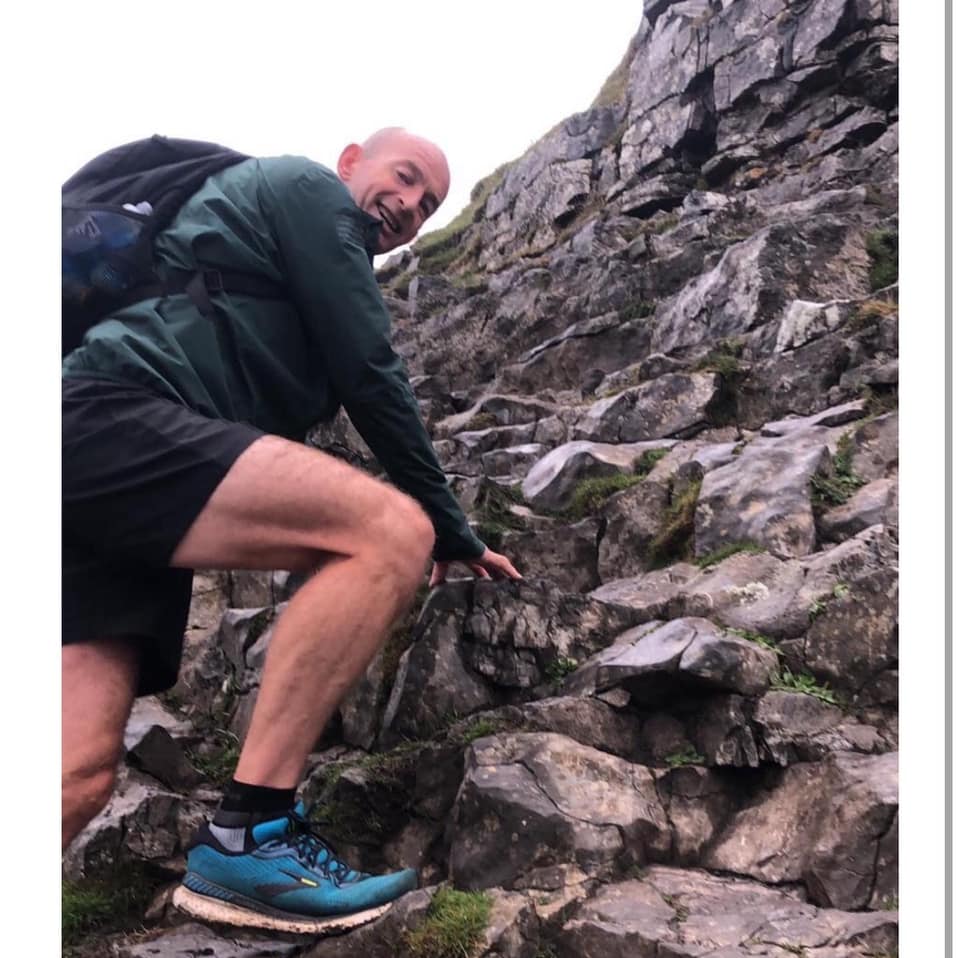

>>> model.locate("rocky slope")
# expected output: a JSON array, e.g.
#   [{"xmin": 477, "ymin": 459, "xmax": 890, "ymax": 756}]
[{"xmin": 63, "ymin": 1, "xmax": 899, "ymax": 955}]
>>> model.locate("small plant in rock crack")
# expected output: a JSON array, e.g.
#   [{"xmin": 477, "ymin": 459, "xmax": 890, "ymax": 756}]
[
  {"xmin": 665, "ymin": 746, "xmax": 705, "ymax": 768},
  {"xmin": 810, "ymin": 432, "xmax": 866, "ymax": 508},
  {"xmin": 725, "ymin": 627, "xmax": 780, "ymax": 654},
  {"xmin": 187, "ymin": 728, "xmax": 241, "ymax": 786},
  {"xmin": 772, "ymin": 669, "xmax": 840, "ymax": 706},
  {"xmin": 544, "ymin": 656, "xmax": 579, "ymax": 689},
  {"xmin": 662, "ymin": 893, "xmax": 691, "ymax": 922}
]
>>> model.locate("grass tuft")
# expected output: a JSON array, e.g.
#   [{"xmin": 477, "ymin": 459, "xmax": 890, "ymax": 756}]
[
  {"xmin": 62, "ymin": 862, "xmax": 165, "ymax": 953},
  {"xmin": 810, "ymin": 433, "xmax": 866, "ymax": 508},
  {"xmin": 865, "ymin": 228, "xmax": 898, "ymax": 291},
  {"xmin": 647, "ymin": 477, "xmax": 702, "ymax": 569},
  {"xmin": 403, "ymin": 887, "xmax": 492, "ymax": 958},
  {"xmin": 665, "ymin": 746, "xmax": 705, "ymax": 768},
  {"xmin": 695, "ymin": 541, "xmax": 766, "ymax": 569},
  {"xmin": 564, "ymin": 473, "xmax": 643, "ymax": 520}
]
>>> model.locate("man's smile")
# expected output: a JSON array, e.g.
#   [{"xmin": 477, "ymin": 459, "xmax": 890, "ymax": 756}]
[{"xmin": 376, "ymin": 202, "xmax": 401, "ymax": 235}]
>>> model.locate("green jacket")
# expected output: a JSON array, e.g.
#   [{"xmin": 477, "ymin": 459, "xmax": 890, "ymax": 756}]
[{"xmin": 62, "ymin": 155, "xmax": 484, "ymax": 562}]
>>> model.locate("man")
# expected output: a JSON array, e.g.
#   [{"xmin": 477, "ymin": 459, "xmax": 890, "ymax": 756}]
[{"xmin": 62, "ymin": 128, "xmax": 522, "ymax": 934}]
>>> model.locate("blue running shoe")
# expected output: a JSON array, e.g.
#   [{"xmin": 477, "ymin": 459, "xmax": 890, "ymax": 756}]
[{"xmin": 173, "ymin": 803, "xmax": 418, "ymax": 934}]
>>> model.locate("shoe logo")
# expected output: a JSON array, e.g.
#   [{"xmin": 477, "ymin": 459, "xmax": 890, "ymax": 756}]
[{"xmin": 252, "ymin": 869, "xmax": 320, "ymax": 899}]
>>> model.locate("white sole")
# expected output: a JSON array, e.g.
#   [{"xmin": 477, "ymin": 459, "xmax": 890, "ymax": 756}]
[{"xmin": 172, "ymin": 885, "xmax": 391, "ymax": 935}]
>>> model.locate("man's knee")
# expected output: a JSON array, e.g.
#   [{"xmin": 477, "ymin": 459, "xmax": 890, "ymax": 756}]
[
  {"xmin": 366, "ymin": 490, "xmax": 435, "ymax": 574},
  {"xmin": 62, "ymin": 752, "xmax": 121, "ymax": 846}
]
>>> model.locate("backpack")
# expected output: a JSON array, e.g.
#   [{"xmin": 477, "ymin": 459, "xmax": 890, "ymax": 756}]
[{"xmin": 62, "ymin": 135, "xmax": 282, "ymax": 356}]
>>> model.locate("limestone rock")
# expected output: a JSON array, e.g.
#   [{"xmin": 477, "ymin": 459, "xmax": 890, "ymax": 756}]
[{"xmin": 449, "ymin": 733, "xmax": 671, "ymax": 889}]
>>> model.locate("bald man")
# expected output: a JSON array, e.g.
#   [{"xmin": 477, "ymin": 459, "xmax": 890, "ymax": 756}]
[{"xmin": 62, "ymin": 129, "xmax": 521, "ymax": 933}]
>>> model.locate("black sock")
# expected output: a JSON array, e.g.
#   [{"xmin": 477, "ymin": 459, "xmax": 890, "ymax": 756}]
[{"xmin": 214, "ymin": 779, "xmax": 297, "ymax": 825}]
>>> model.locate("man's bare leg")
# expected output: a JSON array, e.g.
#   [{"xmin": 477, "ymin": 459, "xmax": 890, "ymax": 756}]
[
  {"xmin": 170, "ymin": 435, "xmax": 435, "ymax": 789},
  {"xmin": 62, "ymin": 638, "xmax": 139, "ymax": 848}
]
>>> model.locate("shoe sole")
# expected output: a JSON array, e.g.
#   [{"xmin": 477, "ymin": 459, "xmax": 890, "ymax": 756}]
[{"xmin": 172, "ymin": 885, "xmax": 391, "ymax": 935}]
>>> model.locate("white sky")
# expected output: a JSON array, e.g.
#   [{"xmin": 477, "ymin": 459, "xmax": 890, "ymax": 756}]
[{"xmin": 54, "ymin": 1, "xmax": 644, "ymax": 258}]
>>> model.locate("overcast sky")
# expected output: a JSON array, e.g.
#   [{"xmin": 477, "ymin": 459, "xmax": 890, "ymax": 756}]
[{"xmin": 55, "ymin": 2, "xmax": 644, "ymax": 254}]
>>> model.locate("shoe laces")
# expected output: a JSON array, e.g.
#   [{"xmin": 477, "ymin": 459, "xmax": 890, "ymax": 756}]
[{"xmin": 285, "ymin": 807, "xmax": 355, "ymax": 883}]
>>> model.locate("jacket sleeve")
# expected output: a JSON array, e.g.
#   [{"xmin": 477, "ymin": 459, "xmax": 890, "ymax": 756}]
[{"xmin": 260, "ymin": 158, "xmax": 485, "ymax": 562}]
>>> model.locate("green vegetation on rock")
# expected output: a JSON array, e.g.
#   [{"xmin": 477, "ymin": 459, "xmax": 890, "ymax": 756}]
[
  {"xmin": 865, "ymin": 228, "xmax": 898, "ymax": 291},
  {"xmin": 724, "ymin": 627, "xmax": 780, "ymax": 653},
  {"xmin": 188, "ymin": 728, "xmax": 241, "ymax": 786},
  {"xmin": 414, "ymin": 165, "xmax": 511, "ymax": 274},
  {"xmin": 694, "ymin": 541, "xmax": 766, "ymax": 569},
  {"xmin": 772, "ymin": 668, "xmax": 840, "ymax": 706},
  {"xmin": 403, "ymin": 887, "xmax": 492, "ymax": 958},
  {"xmin": 634, "ymin": 447, "xmax": 669, "ymax": 476},
  {"xmin": 648, "ymin": 477, "xmax": 703, "ymax": 569},
  {"xmin": 810, "ymin": 433, "xmax": 866, "ymax": 508},
  {"xmin": 665, "ymin": 746, "xmax": 705, "ymax": 768},
  {"xmin": 545, "ymin": 655, "xmax": 579, "ymax": 689},
  {"xmin": 62, "ymin": 863, "xmax": 165, "ymax": 954},
  {"xmin": 564, "ymin": 473, "xmax": 643, "ymax": 520}
]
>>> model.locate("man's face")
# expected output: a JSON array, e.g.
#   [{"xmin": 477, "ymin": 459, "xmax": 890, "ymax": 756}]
[{"xmin": 338, "ymin": 132, "xmax": 450, "ymax": 253}]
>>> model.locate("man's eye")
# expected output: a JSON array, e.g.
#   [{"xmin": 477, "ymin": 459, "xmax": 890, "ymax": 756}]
[{"xmin": 397, "ymin": 170, "xmax": 413, "ymax": 184}]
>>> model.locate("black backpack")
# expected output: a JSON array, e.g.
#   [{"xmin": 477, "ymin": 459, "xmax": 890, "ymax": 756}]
[{"xmin": 62, "ymin": 135, "xmax": 282, "ymax": 356}]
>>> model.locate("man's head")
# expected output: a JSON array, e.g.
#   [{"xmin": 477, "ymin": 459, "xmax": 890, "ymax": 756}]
[{"xmin": 337, "ymin": 128, "xmax": 450, "ymax": 254}]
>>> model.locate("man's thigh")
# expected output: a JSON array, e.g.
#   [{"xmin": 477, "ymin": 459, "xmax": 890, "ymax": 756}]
[{"xmin": 169, "ymin": 435, "xmax": 416, "ymax": 572}]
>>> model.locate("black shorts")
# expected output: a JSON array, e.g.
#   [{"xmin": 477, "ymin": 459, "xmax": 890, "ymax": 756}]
[{"xmin": 62, "ymin": 376, "xmax": 263, "ymax": 696}]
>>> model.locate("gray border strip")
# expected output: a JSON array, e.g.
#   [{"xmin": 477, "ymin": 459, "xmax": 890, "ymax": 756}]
[{"xmin": 947, "ymin": 0, "xmax": 954, "ymax": 951}]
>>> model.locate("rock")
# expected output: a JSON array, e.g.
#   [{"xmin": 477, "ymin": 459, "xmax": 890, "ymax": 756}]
[
  {"xmin": 597, "ymin": 478, "xmax": 671, "ymax": 581},
  {"xmin": 705, "ymin": 751, "xmax": 898, "ymax": 908},
  {"xmin": 572, "ymin": 372, "xmax": 720, "ymax": 443},
  {"xmin": 802, "ymin": 568, "xmax": 898, "ymax": 694},
  {"xmin": 63, "ymin": 767, "xmax": 207, "ymax": 880},
  {"xmin": 591, "ymin": 524, "xmax": 895, "ymax": 642},
  {"xmin": 502, "ymin": 518, "xmax": 602, "ymax": 593},
  {"xmin": 819, "ymin": 476, "xmax": 897, "ymax": 542},
  {"xmin": 591, "ymin": 618, "xmax": 778, "ymax": 704},
  {"xmin": 125, "ymin": 725, "xmax": 203, "ymax": 791},
  {"xmin": 554, "ymin": 865, "xmax": 898, "ymax": 958},
  {"xmin": 850, "ymin": 411, "xmax": 898, "ymax": 480},
  {"xmin": 119, "ymin": 923, "xmax": 300, "ymax": 957},
  {"xmin": 522, "ymin": 439, "xmax": 674, "ymax": 511},
  {"xmin": 753, "ymin": 691, "xmax": 849, "ymax": 765},
  {"xmin": 694, "ymin": 428, "xmax": 834, "ymax": 559},
  {"xmin": 449, "ymin": 733, "xmax": 671, "ymax": 890}
]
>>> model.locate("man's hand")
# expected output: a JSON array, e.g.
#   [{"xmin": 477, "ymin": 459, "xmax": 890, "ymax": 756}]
[{"xmin": 429, "ymin": 547, "xmax": 523, "ymax": 588}]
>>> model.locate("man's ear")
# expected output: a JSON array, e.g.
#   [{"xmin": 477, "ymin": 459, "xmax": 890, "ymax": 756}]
[{"xmin": 337, "ymin": 143, "xmax": 363, "ymax": 182}]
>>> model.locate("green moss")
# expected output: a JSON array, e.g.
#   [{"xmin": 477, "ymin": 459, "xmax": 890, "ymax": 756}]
[
  {"xmin": 810, "ymin": 432, "xmax": 866, "ymax": 508},
  {"xmin": 865, "ymin": 228, "xmax": 898, "ymax": 291},
  {"xmin": 381, "ymin": 584, "xmax": 430, "ymax": 692},
  {"xmin": 665, "ymin": 746, "xmax": 705, "ymax": 768},
  {"xmin": 62, "ymin": 862, "xmax": 165, "ymax": 953},
  {"xmin": 695, "ymin": 340, "xmax": 747, "ymax": 426},
  {"xmin": 590, "ymin": 37, "xmax": 635, "ymax": 109},
  {"xmin": 414, "ymin": 164, "xmax": 511, "ymax": 273},
  {"xmin": 634, "ymin": 448, "xmax": 669, "ymax": 476},
  {"xmin": 472, "ymin": 481, "xmax": 527, "ymax": 550},
  {"xmin": 694, "ymin": 541, "xmax": 766, "ymax": 569},
  {"xmin": 621, "ymin": 300, "xmax": 656, "ymax": 322},
  {"xmin": 404, "ymin": 887, "xmax": 492, "ymax": 958},
  {"xmin": 564, "ymin": 473, "xmax": 643, "ymax": 520},
  {"xmin": 463, "ymin": 411, "xmax": 499, "ymax": 432},
  {"xmin": 647, "ymin": 477, "xmax": 702, "ymax": 569},
  {"xmin": 457, "ymin": 717, "xmax": 503, "ymax": 744}
]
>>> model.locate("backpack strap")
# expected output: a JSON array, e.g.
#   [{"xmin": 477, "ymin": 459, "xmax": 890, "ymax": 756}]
[{"xmin": 114, "ymin": 268, "xmax": 286, "ymax": 315}]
